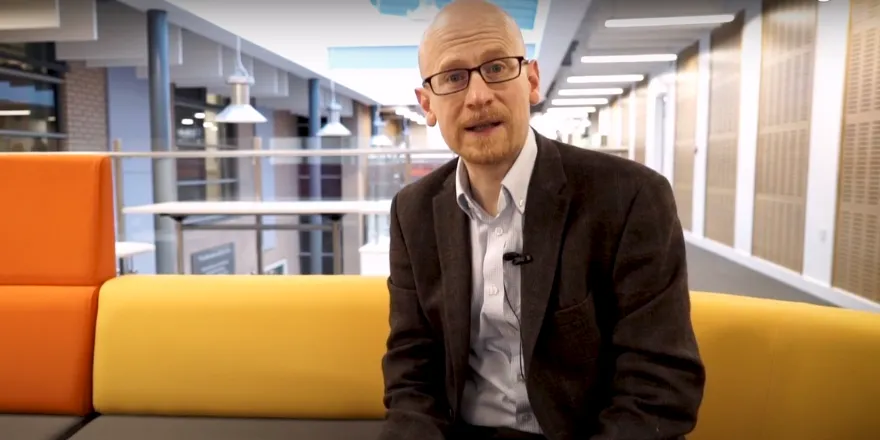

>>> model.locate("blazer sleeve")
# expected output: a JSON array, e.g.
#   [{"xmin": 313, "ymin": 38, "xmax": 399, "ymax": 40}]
[
  {"xmin": 590, "ymin": 173, "xmax": 706, "ymax": 440},
  {"xmin": 378, "ymin": 195, "xmax": 450, "ymax": 440}
]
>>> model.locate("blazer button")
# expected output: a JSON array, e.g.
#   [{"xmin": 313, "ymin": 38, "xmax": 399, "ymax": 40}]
[{"xmin": 448, "ymin": 409, "xmax": 455, "ymax": 419}]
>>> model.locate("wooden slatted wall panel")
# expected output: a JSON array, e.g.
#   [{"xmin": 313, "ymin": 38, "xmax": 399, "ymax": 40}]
[
  {"xmin": 634, "ymin": 83, "xmax": 648, "ymax": 164},
  {"xmin": 752, "ymin": 0, "xmax": 817, "ymax": 271},
  {"xmin": 620, "ymin": 92, "xmax": 630, "ymax": 151},
  {"xmin": 608, "ymin": 99, "xmax": 621, "ymax": 148},
  {"xmin": 833, "ymin": 0, "xmax": 880, "ymax": 302},
  {"xmin": 674, "ymin": 42, "xmax": 700, "ymax": 231},
  {"xmin": 705, "ymin": 13, "xmax": 744, "ymax": 247}
]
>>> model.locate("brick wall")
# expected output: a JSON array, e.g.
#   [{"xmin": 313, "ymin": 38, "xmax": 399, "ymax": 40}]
[{"xmin": 62, "ymin": 61, "xmax": 109, "ymax": 152}]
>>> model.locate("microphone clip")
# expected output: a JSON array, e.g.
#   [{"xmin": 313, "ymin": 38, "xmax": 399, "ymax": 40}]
[{"xmin": 503, "ymin": 252, "xmax": 533, "ymax": 266}]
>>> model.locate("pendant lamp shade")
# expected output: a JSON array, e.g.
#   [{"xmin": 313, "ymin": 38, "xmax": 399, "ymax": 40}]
[
  {"xmin": 370, "ymin": 134, "xmax": 393, "ymax": 146},
  {"xmin": 215, "ymin": 38, "xmax": 267, "ymax": 124},
  {"xmin": 318, "ymin": 83, "xmax": 351, "ymax": 137}
]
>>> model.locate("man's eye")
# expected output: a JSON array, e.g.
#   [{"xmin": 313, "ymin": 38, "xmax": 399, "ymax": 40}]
[
  {"xmin": 444, "ymin": 72, "xmax": 465, "ymax": 83},
  {"xmin": 487, "ymin": 63, "xmax": 505, "ymax": 73}
]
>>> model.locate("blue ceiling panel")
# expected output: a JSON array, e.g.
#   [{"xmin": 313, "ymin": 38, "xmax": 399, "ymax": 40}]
[
  {"xmin": 369, "ymin": 0, "xmax": 539, "ymax": 30},
  {"xmin": 329, "ymin": 44, "xmax": 536, "ymax": 69}
]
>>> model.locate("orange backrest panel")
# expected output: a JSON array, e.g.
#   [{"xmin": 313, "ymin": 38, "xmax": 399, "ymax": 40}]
[
  {"xmin": 0, "ymin": 154, "xmax": 116, "ymax": 286},
  {"xmin": 0, "ymin": 286, "xmax": 100, "ymax": 415}
]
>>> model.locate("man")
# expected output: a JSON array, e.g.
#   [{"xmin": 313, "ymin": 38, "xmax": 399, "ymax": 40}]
[{"xmin": 379, "ymin": 1, "xmax": 705, "ymax": 439}]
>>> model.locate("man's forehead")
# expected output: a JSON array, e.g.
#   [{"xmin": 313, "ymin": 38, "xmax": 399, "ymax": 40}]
[{"xmin": 418, "ymin": 0, "xmax": 522, "ymax": 74}]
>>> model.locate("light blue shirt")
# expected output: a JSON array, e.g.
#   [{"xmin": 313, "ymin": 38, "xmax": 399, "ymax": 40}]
[{"xmin": 455, "ymin": 129, "xmax": 541, "ymax": 434}]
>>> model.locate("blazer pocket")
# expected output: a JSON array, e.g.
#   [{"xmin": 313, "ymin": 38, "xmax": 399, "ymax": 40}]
[
  {"xmin": 546, "ymin": 298, "xmax": 602, "ymax": 364},
  {"xmin": 552, "ymin": 297, "xmax": 597, "ymax": 329}
]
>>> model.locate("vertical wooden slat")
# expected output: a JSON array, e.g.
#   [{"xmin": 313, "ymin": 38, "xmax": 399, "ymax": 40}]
[
  {"xmin": 752, "ymin": 0, "xmax": 818, "ymax": 271},
  {"xmin": 674, "ymin": 42, "xmax": 700, "ymax": 231},
  {"xmin": 620, "ymin": 92, "xmax": 630, "ymax": 151},
  {"xmin": 634, "ymin": 83, "xmax": 648, "ymax": 164},
  {"xmin": 608, "ymin": 98, "xmax": 621, "ymax": 148},
  {"xmin": 832, "ymin": 0, "xmax": 880, "ymax": 302},
  {"xmin": 705, "ymin": 13, "xmax": 744, "ymax": 246}
]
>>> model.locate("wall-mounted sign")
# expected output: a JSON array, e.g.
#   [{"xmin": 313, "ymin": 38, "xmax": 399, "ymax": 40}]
[
  {"xmin": 264, "ymin": 259, "xmax": 288, "ymax": 275},
  {"xmin": 191, "ymin": 243, "xmax": 235, "ymax": 274}
]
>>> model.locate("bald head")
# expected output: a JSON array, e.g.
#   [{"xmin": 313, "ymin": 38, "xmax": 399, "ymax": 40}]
[
  {"xmin": 418, "ymin": 0, "xmax": 526, "ymax": 77},
  {"xmin": 413, "ymin": 0, "xmax": 541, "ymax": 166}
]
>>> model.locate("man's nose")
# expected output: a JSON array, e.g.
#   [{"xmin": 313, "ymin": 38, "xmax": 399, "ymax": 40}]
[{"xmin": 464, "ymin": 73, "xmax": 493, "ymax": 109}]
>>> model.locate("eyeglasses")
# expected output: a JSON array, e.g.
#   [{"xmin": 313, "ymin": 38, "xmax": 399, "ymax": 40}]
[{"xmin": 423, "ymin": 56, "xmax": 527, "ymax": 96}]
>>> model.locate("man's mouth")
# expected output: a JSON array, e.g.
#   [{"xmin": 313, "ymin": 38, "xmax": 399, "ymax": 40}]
[{"xmin": 465, "ymin": 121, "xmax": 503, "ymax": 132}]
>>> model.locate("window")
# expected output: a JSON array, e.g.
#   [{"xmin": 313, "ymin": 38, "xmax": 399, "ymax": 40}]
[
  {"xmin": 297, "ymin": 163, "xmax": 343, "ymax": 275},
  {"xmin": 0, "ymin": 42, "xmax": 65, "ymax": 152},
  {"xmin": 174, "ymin": 87, "xmax": 239, "ymax": 203}
]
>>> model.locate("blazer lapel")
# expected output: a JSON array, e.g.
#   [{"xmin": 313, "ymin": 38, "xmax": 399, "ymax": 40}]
[
  {"xmin": 432, "ymin": 171, "xmax": 472, "ymax": 411},
  {"xmin": 521, "ymin": 135, "xmax": 571, "ymax": 375}
]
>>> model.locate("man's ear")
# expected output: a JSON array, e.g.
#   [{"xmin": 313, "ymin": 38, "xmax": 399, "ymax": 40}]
[
  {"xmin": 526, "ymin": 60, "xmax": 542, "ymax": 106},
  {"xmin": 415, "ymin": 87, "xmax": 437, "ymax": 127}
]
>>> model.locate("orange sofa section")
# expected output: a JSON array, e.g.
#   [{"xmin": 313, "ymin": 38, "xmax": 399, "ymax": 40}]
[
  {"xmin": 0, "ymin": 154, "xmax": 116, "ymax": 286},
  {"xmin": 0, "ymin": 153, "xmax": 117, "ymax": 418},
  {"xmin": 0, "ymin": 286, "xmax": 100, "ymax": 415}
]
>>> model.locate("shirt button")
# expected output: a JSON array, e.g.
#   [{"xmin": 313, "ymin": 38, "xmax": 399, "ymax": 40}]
[
  {"xmin": 494, "ymin": 227, "xmax": 503, "ymax": 236},
  {"xmin": 487, "ymin": 285, "xmax": 498, "ymax": 295},
  {"xmin": 518, "ymin": 200, "xmax": 525, "ymax": 208},
  {"xmin": 520, "ymin": 414, "xmax": 532, "ymax": 422}
]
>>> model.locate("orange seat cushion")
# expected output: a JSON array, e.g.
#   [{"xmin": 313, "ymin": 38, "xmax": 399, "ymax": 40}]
[
  {"xmin": 0, "ymin": 155, "xmax": 115, "ymax": 286},
  {"xmin": 0, "ymin": 286, "xmax": 100, "ymax": 415}
]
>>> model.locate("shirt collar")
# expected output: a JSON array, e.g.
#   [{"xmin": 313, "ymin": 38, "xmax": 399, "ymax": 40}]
[{"xmin": 455, "ymin": 128, "xmax": 538, "ymax": 216}]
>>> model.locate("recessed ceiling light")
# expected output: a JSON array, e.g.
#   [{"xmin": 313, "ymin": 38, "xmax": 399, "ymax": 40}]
[
  {"xmin": 551, "ymin": 98, "xmax": 609, "ymax": 106},
  {"xmin": 567, "ymin": 74, "xmax": 644, "ymax": 84},
  {"xmin": 546, "ymin": 106, "xmax": 597, "ymax": 113},
  {"xmin": 605, "ymin": 14, "xmax": 735, "ymax": 28},
  {"xmin": 0, "ymin": 109, "xmax": 31, "ymax": 116},
  {"xmin": 581, "ymin": 54, "xmax": 677, "ymax": 63},
  {"xmin": 558, "ymin": 88, "xmax": 624, "ymax": 96}
]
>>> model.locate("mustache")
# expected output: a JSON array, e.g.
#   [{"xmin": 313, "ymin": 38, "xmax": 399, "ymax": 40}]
[{"xmin": 462, "ymin": 110, "xmax": 506, "ymax": 126}]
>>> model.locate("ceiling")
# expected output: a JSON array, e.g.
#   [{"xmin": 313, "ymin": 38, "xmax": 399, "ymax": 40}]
[
  {"xmin": 546, "ymin": 0, "xmax": 739, "ymax": 109},
  {"xmin": 371, "ymin": 0, "xmax": 541, "ymax": 31}
]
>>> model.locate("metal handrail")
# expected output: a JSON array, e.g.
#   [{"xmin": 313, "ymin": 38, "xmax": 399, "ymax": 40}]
[
  {"xmin": 0, "ymin": 146, "xmax": 629, "ymax": 158},
  {"xmin": 4, "ymin": 140, "xmax": 629, "ymax": 248}
]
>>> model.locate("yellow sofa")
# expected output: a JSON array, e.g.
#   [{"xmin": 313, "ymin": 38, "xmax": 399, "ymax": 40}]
[{"xmin": 56, "ymin": 275, "xmax": 879, "ymax": 440}]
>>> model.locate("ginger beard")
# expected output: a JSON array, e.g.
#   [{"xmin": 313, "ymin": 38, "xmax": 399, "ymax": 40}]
[{"xmin": 447, "ymin": 109, "xmax": 521, "ymax": 166}]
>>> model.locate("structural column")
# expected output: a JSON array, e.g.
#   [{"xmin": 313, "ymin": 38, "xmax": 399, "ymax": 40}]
[
  {"xmin": 306, "ymin": 78, "xmax": 323, "ymax": 274},
  {"xmin": 401, "ymin": 117, "xmax": 410, "ymax": 146},
  {"xmin": 370, "ymin": 104, "xmax": 381, "ymax": 138},
  {"xmin": 147, "ymin": 9, "xmax": 177, "ymax": 274}
]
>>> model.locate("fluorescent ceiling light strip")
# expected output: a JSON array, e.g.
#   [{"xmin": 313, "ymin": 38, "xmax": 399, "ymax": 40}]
[
  {"xmin": 551, "ymin": 98, "xmax": 608, "ymax": 106},
  {"xmin": 558, "ymin": 88, "xmax": 624, "ymax": 96},
  {"xmin": 546, "ymin": 106, "xmax": 596, "ymax": 113},
  {"xmin": 0, "ymin": 109, "xmax": 31, "ymax": 116},
  {"xmin": 605, "ymin": 14, "xmax": 736, "ymax": 28},
  {"xmin": 581, "ymin": 54, "xmax": 677, "ymax": 63},
  {"xmin": 567, "ymin": 74, "xmax": 644, "ymax": 84}
]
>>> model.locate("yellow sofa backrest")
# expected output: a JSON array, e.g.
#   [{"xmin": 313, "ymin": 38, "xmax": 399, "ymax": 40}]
[
  {"xmin": 92, "ymin": 275, "xmax": 389, "ymax": 419},
  {"xmin": 689, "ymin": 292, "xmax": 880, "ymax": 440},
  {"xmin": 92, "ymin": 276, "xmax": 880, "ymax": 438}
]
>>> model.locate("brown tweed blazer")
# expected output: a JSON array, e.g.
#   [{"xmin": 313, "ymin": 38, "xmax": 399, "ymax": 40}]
[{"xmin": 379, "ymin": 131, "xmax": 705, "ymax": 440}]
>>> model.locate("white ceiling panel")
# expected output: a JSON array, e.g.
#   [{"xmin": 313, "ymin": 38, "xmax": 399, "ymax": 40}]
[
  {"xmin": 0, "ymin": 0, "xmax": 59, "ymax": 31},
  {"xmin": 0, "ymin": 0, "xmax": 96, "ymax": 42},
  {"xmin": 55, "ymin": 1, "xmax": 183, "ymax": 65}
]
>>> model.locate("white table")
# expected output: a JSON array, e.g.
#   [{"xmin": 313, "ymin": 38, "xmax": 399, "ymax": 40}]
[
  {"xmin": 115, "ymin": 241, "xmax": 155, "ymax": 274},
  {"xmin": 123, "ymin": 200, "xmax": 392, "ymax": 274}
]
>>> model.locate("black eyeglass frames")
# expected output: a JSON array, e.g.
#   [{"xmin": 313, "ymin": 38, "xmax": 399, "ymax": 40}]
[{"xmin": 423, "ymin": 56, "xmax": 527, "ymax": 96}]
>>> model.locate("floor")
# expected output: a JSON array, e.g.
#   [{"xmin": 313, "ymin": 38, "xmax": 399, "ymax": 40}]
[{"xmin": 685, "ymin": 243, "xmax": 834, "ymax": 307}]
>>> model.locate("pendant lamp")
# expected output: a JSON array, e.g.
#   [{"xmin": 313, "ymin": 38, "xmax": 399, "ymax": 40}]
[
  {"xmin": 215, "ymin": 36, "xmax": 267, "ymax": 124},
  {"xmin": 318, "ymin": 80, "xmax": 351, "ymax": 137}
]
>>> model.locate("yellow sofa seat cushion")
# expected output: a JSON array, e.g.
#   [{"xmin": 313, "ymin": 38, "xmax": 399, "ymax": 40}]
[
  {"xmin": 689, "ymin": 292, "xmax": 880, "ymax": 440},
  {"xmin": 92, "ymin": 275, "xmax": 389, "ymax": 419}
]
